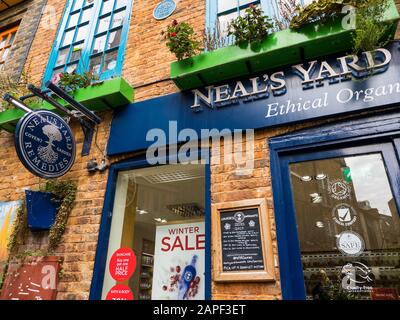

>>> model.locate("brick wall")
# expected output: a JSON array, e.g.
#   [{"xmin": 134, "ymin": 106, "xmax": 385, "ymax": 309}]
[
  {"xmin": 1, "ymin": 0, "xmax": 400, "ymax": 300},
  {"xmin": 0, "ymin": 0, "xmax": 47, "ymax": 79}
]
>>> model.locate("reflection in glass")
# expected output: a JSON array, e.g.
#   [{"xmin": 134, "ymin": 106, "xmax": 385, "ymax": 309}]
[
  {"xmin": 97, "ymin": 17, "xmax": 111, "ymax": 34},
  {"xmin": 111, "ymin": 10, "xmax": 125, "ymax": 28},
  {"xmin": 81, "ymin": 6, "xmax": 94, "ymax": 23},
  {"xmin": 0, "ymin": 36, "xmax": 6, "ymax": 49},
  {"xmin": 62, "ymin": 29, "xmax": 75, "ymax": 46},
  {"xmin": 101, "ymin": 0, "xmax": 114, "ymax": 15},
  {"xmin": 107, "ymin": 29, "xmax": 121, "ymax": 49},
  {"xmin": 55, "ymin": 48, "xmax": 69, "ymax": 66},
  {"xmin": 289, "ymin": 153, "xmax": 400, "ymax": 300},
  {"xmin": 102, "ymin": 49, "xmax": 118, "ymax": 71},
  {"xmin": 73, "ymin": 0, "xmax": 84, "ymax": 11},
  {"xmin": 66, "ymin": 63, "xmax": 78, "ymax": 73},
  {"xmin": 67, "ymin": 13, "xmax": 79, "ymax": 28},
  {"xmin": 89, "ymin": 55, "xmax": 102, "ymax": 74},
  {"xmin": 75, "ymin": 24, "xmax": 89, "ymax": 42},
  {"xmin": 70, "ymin": 45, "xmax": 83, "ymax": 61},
  {"xmin": 115, "ymin": 0, "xmax": 127, "ymax": 9},
  {"xmin": 92, "ymin": 35, "xmax": 107, "ymax": 54}
]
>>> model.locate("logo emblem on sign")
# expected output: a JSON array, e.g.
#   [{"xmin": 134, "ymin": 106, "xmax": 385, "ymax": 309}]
[
  {"xmin": 153, "ymin": 0, "xmax": 176, "ymax": 20},
  {"xmin": 234, "ymin": 211, "xmax": 245, "ymax": 223},
  {"xmin": 341, "ymin": 262, "xmax": 374, "ymax": 292},
  {"xmin": 332, "ymin": 203, "xmax": 357, "ymax": 226},
  {"xmin": 14, "ymin": 110, "xmax": 76, "ymax": 179},
  {"xmin": 328, "ymin": 179, "xmax": 351, "ymax": 200},
  {"xmin": 337, "ymin": 231, "xmax": 365, "ymax": 256}
]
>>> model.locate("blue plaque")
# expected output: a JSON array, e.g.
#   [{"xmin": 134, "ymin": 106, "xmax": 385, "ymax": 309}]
[
  {"xmin": 153, "ymin": 0, "xmax": 176, "ymax": 20},
  {"xmin": 15, "ymin": 110, "xmax": 76, "ymax": 179}
]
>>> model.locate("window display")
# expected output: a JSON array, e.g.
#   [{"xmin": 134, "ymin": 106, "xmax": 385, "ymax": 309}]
[{"xmin": 101, "ymin": 164, "xmax": 206, "ymax": 300}]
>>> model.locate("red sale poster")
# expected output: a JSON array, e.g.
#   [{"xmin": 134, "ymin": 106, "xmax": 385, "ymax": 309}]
[
  {"xmin": 151, "ymin": 221, "xmax": 205, "ymax": 300},
  {"xmin": 109, "ymin": 247, "xmax": 136, "ymax": 282}
]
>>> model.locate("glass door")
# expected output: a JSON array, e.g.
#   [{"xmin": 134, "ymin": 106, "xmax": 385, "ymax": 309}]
[{"xmin": 284, "ymin": 144, "xmax": 400, "ymax": 300}]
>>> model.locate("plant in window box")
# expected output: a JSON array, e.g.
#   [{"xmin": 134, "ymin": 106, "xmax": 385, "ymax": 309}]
[
  {"xmin": 54, "ymin": 70, "xmax": 100, "ymax": 93},
  {"xmin": 227, "ymin": 4, "xmax": 275, "ymax": 46},
  {"xmin": 289, "ymin": 0, "xmax": 392, "ymax": 55},
  {"xmin": 162, "ymin": 20, "xmax": 202, "ymax": 61}
]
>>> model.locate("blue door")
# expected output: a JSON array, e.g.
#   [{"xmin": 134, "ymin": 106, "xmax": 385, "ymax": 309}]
[{"xmin": 269, "ymin": 113, "xmax": 400, "ymax": 300}]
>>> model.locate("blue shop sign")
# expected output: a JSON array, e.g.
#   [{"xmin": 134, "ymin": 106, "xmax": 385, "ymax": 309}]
[
  {"xmin": 108, "ymin": 42, "xmax": 400, "ymax": 156},
  {"xmin": 153, "ymin": 0, "xmax": 176, "ymax": 20},
  {"xmin": 15, "ymin": 110, "xmax": 76, "ymax": 179}
]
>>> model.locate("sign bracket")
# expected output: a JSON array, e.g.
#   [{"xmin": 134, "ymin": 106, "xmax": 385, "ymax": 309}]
[{"xmin": 2, "ymin": 82, "xmax": 102, "ymax": 157}]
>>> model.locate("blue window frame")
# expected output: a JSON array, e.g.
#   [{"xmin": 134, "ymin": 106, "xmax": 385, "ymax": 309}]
[
  {"xmin": 43, "ymin": 0, "xmax": 134, "ymax": 84},
  {"xmin": 89, "ymin": 151, "xmax": 212, "ymax": 300},
  {"xmin": 269, "ymin": 112, "xmax": 400, "ymax": 299},
  {"xmin": 206, "ymin": 0, "xmax": 312, "ymax": 47}
]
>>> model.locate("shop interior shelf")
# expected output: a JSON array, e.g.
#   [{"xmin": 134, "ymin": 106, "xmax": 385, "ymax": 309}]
[
  {"xmin": 0, "ymin": 77, "xmax": 134, "ymax": 133},
  {"xmin": 170, "ymin": 0, "xmax": 400, "ymax": 91}
]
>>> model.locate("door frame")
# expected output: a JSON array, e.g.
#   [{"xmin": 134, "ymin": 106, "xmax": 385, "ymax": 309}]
[
  {"xmin": 89, "ymin": 150, "xmax": 212, "ymax": 300},
  {"xmin": 269, "ymin": 111, "xmax": 400, "ymax": 300}
]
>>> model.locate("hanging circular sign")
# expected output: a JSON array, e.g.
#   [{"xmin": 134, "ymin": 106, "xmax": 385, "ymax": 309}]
[
  {"xmin": 14, "ymin": 110, "xmax": 76, "ymax": 179},
  {"xmin": 153, "ymin": 0, "xmax": 176, "ymax": 20},
  {"xmin": 337, "ymin": 231, "xmax": 365, "ymax": 257}
]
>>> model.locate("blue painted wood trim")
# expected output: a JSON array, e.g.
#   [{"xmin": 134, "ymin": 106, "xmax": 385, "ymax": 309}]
[{"xmin": 89, "ymin": 150, "xmax": 212, "ymax": 300}]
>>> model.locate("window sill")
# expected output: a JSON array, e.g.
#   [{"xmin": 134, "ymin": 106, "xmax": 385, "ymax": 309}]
[
  {"xmin": 0, "ymin": 77, "xmax": 134, "ymax": 133},
  {"xmin": 171, "ymin": 0, "xmax": 399, "ymax": 91}
]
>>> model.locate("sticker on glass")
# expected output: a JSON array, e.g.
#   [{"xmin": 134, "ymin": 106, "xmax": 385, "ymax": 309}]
[
  {"xmin": 341, "ymin": 262, "xmax": 374, "ymax": 293},
  {"xmin": 336, "ymin": 231, "xmax": 364, "ymax": 256},
  {"xmin": 328, "ymin": 179, "xmax": 351, "ymax": 200},
  {"xmin": 332, "ymin": 203, "xmax": 357, "ymax": 227}
]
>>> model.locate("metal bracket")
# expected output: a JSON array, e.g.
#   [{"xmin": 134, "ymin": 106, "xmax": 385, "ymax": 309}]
[{"xmin": 3, "ymin": 83, "xmax": 103, "ymax": 157}]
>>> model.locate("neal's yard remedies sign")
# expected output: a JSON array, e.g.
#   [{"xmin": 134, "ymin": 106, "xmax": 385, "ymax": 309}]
[
  {"xmin": 15, "ymin": 110, "xmax": 76, "ymax": 179},
  {"xmin": 220, "ymin": 209, "xmax": 264, "ymax": 272},
  {"xmin": 151, "ymin": 221, "xmax": 205, "ymax": 300},
  {"xmin": 108, "ymin": 42, "xmax": 400, "ymax": 155}
]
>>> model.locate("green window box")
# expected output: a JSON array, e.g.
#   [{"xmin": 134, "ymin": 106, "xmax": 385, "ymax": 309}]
[
  {"xmin": 171, "ymin": 0, "xmax": 400, "ymax": 91},
  {"xmin": 0, "ymin": 77, "xmax": 134, "ymax": 133}
]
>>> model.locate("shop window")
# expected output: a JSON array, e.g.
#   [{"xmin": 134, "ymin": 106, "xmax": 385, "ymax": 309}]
[
  {"xmin": 43, "ymin": 0, "xmax": 133, "ymax": 83},
  {"xmin": 206, "ymin": 0, "xmax": 312, "ymax": 48},
  {"xmin": 0, "ymin": 25, "xmax": 18, "ymax": 71},
  {"xmin": 290, "ymin": 153, "xmax": 400, "ymax": 299},
  {"xmin": 101, "ymin": 164, "xmax": 207, "ymax": 300}
]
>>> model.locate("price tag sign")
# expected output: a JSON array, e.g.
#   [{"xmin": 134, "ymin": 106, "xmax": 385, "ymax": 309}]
[{"xmin": 109, "ymin": 247, "xmax": 136, "ymax": 282}]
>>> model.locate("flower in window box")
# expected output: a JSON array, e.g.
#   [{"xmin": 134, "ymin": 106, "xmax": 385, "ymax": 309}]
[{"xmin": 51, "ymin": 73, "xmax": 63, "ymax": 85}]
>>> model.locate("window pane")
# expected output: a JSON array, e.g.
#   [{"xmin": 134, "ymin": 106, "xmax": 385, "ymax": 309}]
[
  {"xmin": 92, "ymin": 34, "xmax": 107, "ymax": 54},
  {"xmin": 62, "ymin": 29, "xmax": 75, "ymax": 46},
  {"xmin": 101, "ymin": 0, "xmax": 114, "ymax": 15},
  {"xmin": 51, "ymin": 67, "xmax": 64, "ymax": 79},
  {"xmin": 218, "ymin": 11, "xmax": 238, "ymax": 36},
  {"xmin": 70, "ymin": 44, "xmax": 83, "ymax": 61},
  {"xmin": 75, "ymin": 24, "xmax": 89, "ymax": 42},
  {"xmin": 81, "ymin": 6, "xmax": 94, "ymax": 23},
  {"xmin": 289, "ymin": 153, "xmax": 400, "ymax": 300},
  {"xmin": 218, "ymin": 0, "xmax": 237, "ymax": 13},
  {"xmin": 73, "ymin": 0, "xmax": 84, "ymax": 11},
  {"xmin": 89, "ymin": 55, "xmax": 102, "ymax": 74},
  {"xmin": 97, "ymin": 16, "xmax": 111, "ymax": 34},
  {"xmin": 111, "ymin": 10, "xmax": 125, "ymax": 28},
  {"xmin": 100, "ymin": 164, "xmax": 206, "ymax": 300},
  {"xmin": 115, "ymin": 0, "xmax": 127, "ymax": 10},
  {"xmin": 239, "ymin": 0, "xmax": 258, "ymax": 6},
  {"xmin": 66, "ymin": 63, "xmax": 78, "ymax": 73},
  {"xmin": 107, "ymin": 29, "xmax": 121, "ymax": 49},
  {"xmin": 55, "ymin": 48, "xmax": 69, "ymax": 66},
  {"xmin": 67, "ymin": 13, "xmax": 80, "ymax": 28},
  {"xmin": 102, "ymin": 49, "xmax": 118, "ymax": 71}
]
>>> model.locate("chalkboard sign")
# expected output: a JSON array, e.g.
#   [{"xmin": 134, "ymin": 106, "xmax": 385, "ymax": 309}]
[
  {"xmin": 220, "ymin": 208, "xmax": 264, "ymax": 272},
  {"xmin": 212, "ymin": 199, "xmax": 275, "ymax": 282}
]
